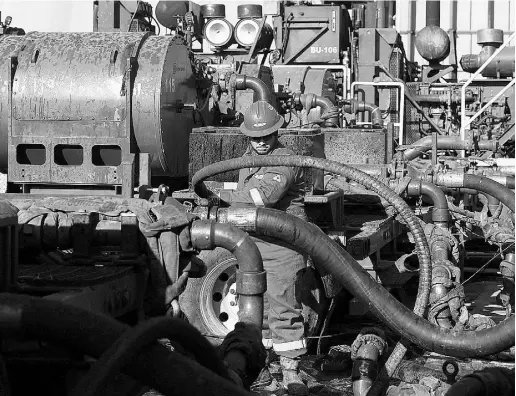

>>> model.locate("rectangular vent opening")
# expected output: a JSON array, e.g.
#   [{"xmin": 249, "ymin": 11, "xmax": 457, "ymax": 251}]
[
  {"xmin": 16, "ymin": 144, "xmax": 46, "ymax": 165},
  {"xmin": 54, "ymin": 145, "xmax": 83, "ymax": 166},
  {"xmin": 92, "ymin": 145, "xmax": 121, "ymax": 166}
]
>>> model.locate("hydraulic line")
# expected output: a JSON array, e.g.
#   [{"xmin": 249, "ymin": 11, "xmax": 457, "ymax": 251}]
[
  {"xmin": 251, "ymin": 207, "xmax": 514, "ymax": 357},
  {"xmin": 402, "ymin": 136, "xmax": 498, "ymax": 161},
  {"xmin": 190, "ymin": 220, "xmax": 265, "ymax": 327},
  {"xmin": 0, "ymin": 294, "xmax": 251, "ymax": 396},
  {"xmin": 192, "ymin": 155, "xmax": 432, "ymax": 376},
  {"xmin": 463, "ymin": 174, "xmax": 515, "ymax": 213},
  {"xmin": 427, "ymin": 173, "xmax": 515, "ymax": 213}
]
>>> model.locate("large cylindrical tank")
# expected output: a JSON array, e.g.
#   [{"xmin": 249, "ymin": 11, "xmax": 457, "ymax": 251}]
[{"xmin": 0, "ymin": 32, "xmax": 196, "ymax": 177}]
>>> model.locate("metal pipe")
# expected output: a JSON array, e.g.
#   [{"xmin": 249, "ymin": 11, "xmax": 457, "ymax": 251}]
[
  {"xmin": 350, "ymin": 81, "xmax": 404, "ymax": 139},
  {"xmin": 0, "ymin": 294, "xmax": 250, "ymax": 396},
  {"xmin": 342, "ymin": 100, "xmax": 384, "ymax": 127},
  {"xmin": 426, "ymin": 0, "xmax": 441, "ymax": 26},
  {"xmin": 353, "ymin": 344, "xmax": 380, "ymax": 396},
  {"xmin": 232, "ymin": 74, "xmax": 272, "ymax": 103},
  {"xmin": 295, "ymin": 93, "xmax": 340, "ymax": 127},
  {"xmin": 401, "ymin": 136, "xmax": 498, "ymax": 161},
  {"xmin": 414, "ymin": 93, "xmax": 474, "ymax": 103},
  {"xmin": 460, "ymin": 31, "xmax": 516, "ymax": 147},
  {"xmin": 190, "ymin": 220, "xmax": 265, "ymax": 328},
  {"xmin": 487, "ymin": 1, "xmax": 495, "ymax": 29},
  {"xmin": 405, "ymin": 180, "xmax": 449, "ymax": 226}
]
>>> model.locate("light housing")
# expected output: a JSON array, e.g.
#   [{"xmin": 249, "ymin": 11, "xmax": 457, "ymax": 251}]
[
  {"xmin": 203, "ymin": 18, "xmax": 234, "ymax": 49},
  {"xmin": 234, "ymin": 18, "xmax": 260, "ymax": 48}
]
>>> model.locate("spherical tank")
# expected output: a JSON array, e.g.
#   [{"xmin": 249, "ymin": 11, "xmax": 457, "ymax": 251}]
[
  {"xmin": 155, "ymin": 1, "xmax": 189, "ymax": 29},
  {"xmin": 0, "ymin": 32, "xmax": 196, "ymax": 177},
  {"xmin": 415, "ymin": 26, "xmax": 450, "ymax": 63}
]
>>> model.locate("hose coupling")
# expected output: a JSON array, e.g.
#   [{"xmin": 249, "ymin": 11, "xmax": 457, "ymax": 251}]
[{"xmin": 351, "ymin": 328, "xmax": 388, "ymax": 396}]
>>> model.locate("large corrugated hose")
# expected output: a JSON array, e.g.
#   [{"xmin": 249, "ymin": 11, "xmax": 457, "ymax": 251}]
[
  {"xmin": 251, "ymin": 208, "xmax": 514, "ymax": 356},
  {"xmin": 0, "ymin": 294, "xmax": 251, "ymax": 396},
  {"xmin": 192, "ymin": 155, "xmax": 433, "ymax": 377}
]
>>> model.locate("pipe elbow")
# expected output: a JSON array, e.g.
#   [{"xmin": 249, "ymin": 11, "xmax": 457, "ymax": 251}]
[
  {"xmin": 190, "ymin": 219, "xmax": 265, "ymax": 327},
  {"xmin": 233, "ymin": 74, "xmax": 272, "ymax": 103},
  {"xmin": 357, "ymin": 101, "xmax": 383, "ymax": 127}
]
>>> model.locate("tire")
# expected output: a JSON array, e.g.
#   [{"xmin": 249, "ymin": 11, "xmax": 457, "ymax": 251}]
[{"xmin": 179, "ymin": 248, "xmax": 329, "ymax": 346}]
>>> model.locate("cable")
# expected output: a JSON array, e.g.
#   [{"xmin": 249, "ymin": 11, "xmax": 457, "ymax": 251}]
[
  {"xmin": 150, "ymin": 14, "xmax": 161, "ymax": 35},
  {"xmin": 127, "ymin": 0, "xmax": 140, "ymax": 32},
  {"xmin": 72, "ymin": 316, "xmax": 230, "ymax": 396},
  {"xmin": 461, "ymin": 243, "xmax": 514, "ymax": 286}
]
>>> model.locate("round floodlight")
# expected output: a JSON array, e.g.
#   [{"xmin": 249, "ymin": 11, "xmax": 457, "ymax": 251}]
[
  {"xmin": 235, "ymin": 18, "xmax": 260, "ymax": 47},
  {"xmin": 204, "ymin": 18, "xmax": 234, "ymax": 48}
]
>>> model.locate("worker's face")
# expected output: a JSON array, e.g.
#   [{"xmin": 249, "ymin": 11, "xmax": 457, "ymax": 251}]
[{"xmin": 250, "ymin": 133, "xmax": 278, "ymax": 155}]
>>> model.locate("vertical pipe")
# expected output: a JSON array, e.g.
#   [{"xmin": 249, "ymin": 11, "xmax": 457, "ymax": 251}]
[
  {"xmin": 377, "ymin": 1, "xmax": 387, "ymax": 29},
  {"xmin": 93, "ymin": 1, "xmax": 99, "ymax": 32},
  {"xmin": 387, "ymin": 1, "xmax": 395, "ymax": 28},
  {"xmin": 449, "ymin": 0, "xmax": 458, "ymax": 80},
  {"xmin": 426, "ymin": 0, "xmax": 441, "ymax": 27},
  {"xmin": 407, "ymin": 1, "xmax": 417, "ymax": 61},
  {"xmin": 487, "ymin": 1, "xmax": 494, "ymax": 29}
]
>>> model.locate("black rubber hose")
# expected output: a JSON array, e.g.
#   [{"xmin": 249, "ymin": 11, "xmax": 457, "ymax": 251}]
[
  {"xmin": 445, "ymin": 367, "xmax": 515, "ymax": 396},
  {"xmin": 192, "ymin": 155, "xmax": 432, "ymax": 375},
  {"xmin": 253, "ymin": 208, "xmax": 515, "ymax": 357},
  {"xmin": 0, "ymin": 294, "xmax": 250, "ymax": 396},
  {"xmin": 234, "ymin": 74, "xmax": 272, "ymax": 103},
  {"xmin": 406, "ymin": 180, "xmax": 450, "ymax": 226},
  {"xmin": 72, "ymin": 316, "xmax": 225, "ymax": 396},
  {"xmin": 402, "ymin": 137, "xmax": 498, "ymax": 161},
  {"xmin": 463, "ymin": 174, "xmax": 515, "ymax": 213},
  {"xmin": 190, "ymin": 220, "xmax": 265, "ymax": 327}
]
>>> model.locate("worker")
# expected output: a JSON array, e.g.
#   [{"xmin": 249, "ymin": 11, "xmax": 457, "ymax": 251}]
[{"xmin": 217, "ymin": 100, "xmax": 309, "ymax": 395}]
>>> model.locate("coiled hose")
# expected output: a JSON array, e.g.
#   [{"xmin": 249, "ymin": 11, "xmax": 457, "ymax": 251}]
[
  {"xmin": 0, "ymin": 294, "xmax": 250, "ymax": 396},
  {"xmin": 72, "ymin": 316, "xmax": 227, "ymax": 396},
  {"xmin": 192, "ymin": 155, "xmax": 433, "ymax": 377}
]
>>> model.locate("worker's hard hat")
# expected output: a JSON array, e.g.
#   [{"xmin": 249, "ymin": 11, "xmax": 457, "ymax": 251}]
[{"xmin": 240, "ymin": 100, "xmax": 284, "ymax": 138}]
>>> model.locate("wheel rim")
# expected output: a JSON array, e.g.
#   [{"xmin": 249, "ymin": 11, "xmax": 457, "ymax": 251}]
[{"xmin": 199, "ymin": 257, "xmax": 240, "ymax": 336}]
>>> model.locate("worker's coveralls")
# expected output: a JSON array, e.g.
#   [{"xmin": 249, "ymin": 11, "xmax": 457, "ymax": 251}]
[{"xmin": 220, "ymin": 143, "xmax": 308, "ymax": 358}]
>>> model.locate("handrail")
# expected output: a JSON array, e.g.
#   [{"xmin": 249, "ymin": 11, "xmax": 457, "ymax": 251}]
[
  {"xmin": 460, "ymin": 31, "xmax": 516, "ymax": 153},
  {"xmin": 351, "ymin": 81, "xmax": 405, "ymax": 142}
]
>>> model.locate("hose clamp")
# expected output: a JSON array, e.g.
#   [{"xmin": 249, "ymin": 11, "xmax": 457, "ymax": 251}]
[
  {"xmin": 434, "ymin": 173, "xmax": 465, "ymax": 188},
  {"xmin": 236, "ymin": 270, "xmax": 267, "ymax": 295}
]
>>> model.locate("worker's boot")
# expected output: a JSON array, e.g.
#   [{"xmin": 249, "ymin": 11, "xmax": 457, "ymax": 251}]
[{"xmin": 279, "ymin": 356, "xmax": 308, "ymax": 395}]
